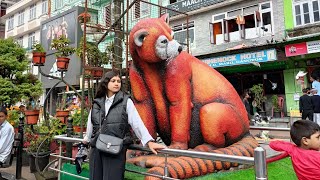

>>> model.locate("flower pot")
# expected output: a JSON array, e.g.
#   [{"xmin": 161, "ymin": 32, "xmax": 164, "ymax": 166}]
[
  {"xmin": 25, "ymin": 110, "xmax": 40, "ymax": 125},
  {"xmin": 56, "ymin": 57, "xmax": 70, "ymax": 71},
  {"xmin": 73, "ymin": 126, "xmax": 86, "ymax": 133},
  {"xmin": 29, "ymin": 152, "xmax": 50, "ymax": 173},
  {"xmin": 32, "ymin": 52, "xmax": 46, "ymax": 66},
  {"xmin": 56, "ymin": 110, "xmax": 70, "ymax": 123},
  {"xmin": 273, "ymin": 111, "xmax": 281, "ymax": 118},
  {"xmin": 92, "ymin": 67, "xmax": 104, "ymax": 78}
]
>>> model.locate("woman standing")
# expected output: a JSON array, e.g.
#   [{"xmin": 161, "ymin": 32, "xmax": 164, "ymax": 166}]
[{"xmin": 83, "ymin": 71, "xmax": 165, "ymax": 180}]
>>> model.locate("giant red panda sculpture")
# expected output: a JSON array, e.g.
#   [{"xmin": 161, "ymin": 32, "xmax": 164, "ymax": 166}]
[{"xmin": 128, "ymin": 14, "xmax": 258, "ymax": 179}]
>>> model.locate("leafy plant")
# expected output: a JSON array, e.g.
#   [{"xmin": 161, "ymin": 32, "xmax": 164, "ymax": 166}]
[
  {"xmin": 7, "ymin": 107, "xmax": 20, "ymax": 127},
  {"xmin": 76, "ymin": 38, "xmax": 103, "ymax": 66},
  {"xmin": 71, "ymin": 108, "xmax": 89, "ymax": 126},
  {"xmin": 271, "ymin": 95, "xmax": 281, "ymax": 112},
  {"xmin": 32, "ymin": 41, "xmax": 45, "ymax": 53},
  {"xmin": 56, "ymin": 93, "xmax": 68, "ymax": 111},
  {"xmin": 250, "ymin": 84, "xmax": 267, "ymax": 111},
  {"xmin": 24, "ymin": 117, "xmax": 66, "ymax": 153},
  {"xmin": 0, "ymin": 38, "xmax": 43, "ymax": 106},
  {"xmin": 51, "ymin": 35, "xmax": 75, "ymax": 58},
  {"xmin": 18, "ymin": 73, "xmax": 43, "ymax": 110}
]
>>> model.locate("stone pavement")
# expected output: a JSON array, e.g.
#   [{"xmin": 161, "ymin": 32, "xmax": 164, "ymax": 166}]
[{"xmin": 0, "ymin": 158, "xmax": 34, "ymax": 180}]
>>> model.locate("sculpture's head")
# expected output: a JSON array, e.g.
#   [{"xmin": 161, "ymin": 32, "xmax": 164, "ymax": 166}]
[{"xmin": 129, "ymin": 14, "xmax": 182, "ymax": 63}]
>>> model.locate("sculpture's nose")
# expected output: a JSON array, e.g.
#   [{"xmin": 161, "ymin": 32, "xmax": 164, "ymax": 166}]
[{"xmin": 178, "ymin": 46, "xmax": 183, "ymax": 53}]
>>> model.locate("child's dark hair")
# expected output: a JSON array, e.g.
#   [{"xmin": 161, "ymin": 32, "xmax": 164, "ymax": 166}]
[
  {"xmin": 302, "ymin": 88, "xmax": 308, "ymax": 93},
  {"xmin": 290, "ymin": 120, "xmax": 320, "ymax": 146},
  {"xmin": 0, "ymin": 106, "xmax": 7, "ymax": 115}
]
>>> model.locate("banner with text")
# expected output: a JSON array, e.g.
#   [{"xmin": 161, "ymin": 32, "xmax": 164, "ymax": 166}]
[
  {"xmin": 285, "ymin": 40, "xmax": 320, "ymax": 57},
  {"xmin": 202, "ymin": 49, "xmax": 277, "ymax": 68}
]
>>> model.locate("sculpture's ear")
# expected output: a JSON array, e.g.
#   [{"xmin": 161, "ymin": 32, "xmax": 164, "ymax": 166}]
[
  {"xmin": 160, "ymin": 14, "xmax": 169, "ymax": 24},
  {"xmin": 133, "ymin": 29, "xmax": 149, "ymax": 47}
]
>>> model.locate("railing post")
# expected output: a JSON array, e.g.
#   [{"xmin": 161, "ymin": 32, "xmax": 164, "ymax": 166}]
[
  {"xmin": 254, "ymin": 147, "xmax": 267, "ymax": 180},
  {"xmin": 15, "ymin": 112, "xmax": 24, "ymax": 179}
]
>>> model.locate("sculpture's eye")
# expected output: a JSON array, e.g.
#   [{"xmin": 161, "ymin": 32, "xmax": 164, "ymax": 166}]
[{"xmin": 161, "ymin": 39, "xmax": 168, "ymax": 44}]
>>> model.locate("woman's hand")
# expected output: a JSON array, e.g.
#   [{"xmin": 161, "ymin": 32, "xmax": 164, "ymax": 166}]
[{"xmin": 147, "ymin": 141, "xmax": 166, "ymax": 154}]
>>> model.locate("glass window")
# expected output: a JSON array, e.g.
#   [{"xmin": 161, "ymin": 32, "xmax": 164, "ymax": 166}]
[
  {"xmin": 18, "ymin": 11, "xmax": 24, "ymax": 26},
  {"xmin": 313, "ymin": 1, "xmax": 320, "ymax": 21},
  {"xmin": 294, "ymin": 0, "xmax": 320, "ymax": 26},
  {"xmin": 42, "ymin": 0, "xmax": 48, "ymax": 14},
  {"xmin": 8, "ymin": 16, "xmax": 14, "ymax": 30},
  {"xmin": 17, "ymin": 37, "xmax": 23, "ymax": 47},
  {"xmin": 172, "ymin": 21, "xmax": 194, "ymax": 48},
  {"xmin": 261, "ymin": 2, "xmax": 271, "ymax": 10},
  {"xmin": 28, "ymin": 32, "xmax": 35, "ymax": 49},
  {"xmin": 29, "ymin": 4, "xmax": 36, "ymax": 20}
]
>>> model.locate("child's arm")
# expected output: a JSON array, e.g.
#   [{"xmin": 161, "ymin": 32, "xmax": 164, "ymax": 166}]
[{"xmin": 269, "ymin": 140, "xmax": 295, "ymax": 154}]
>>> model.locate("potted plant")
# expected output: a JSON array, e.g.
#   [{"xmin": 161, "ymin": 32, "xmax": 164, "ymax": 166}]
[
  {"xmin": 51, "ymin": 35, "xmax": 75, "ymax": 71},
  {"xmin": 271, "ymin": 95, "xmax": 281, "ymax": 118},
  {"xmin": 71, "ymin": 108, "xmax": 89, "ymax": 132},
  {"xmin": 78, "ymin": 12, "xmax": 91, "ymax": 23},
  {"xmin": 21, "ymin": 73, "xmax": 43, "ymax": 125},
  {"xmin": 76, "ymin": 38, "xmax": 105, "ymax": 78},
  {"xmin": 24, "ymin": 118, "xmax": 66, "ymax": 173},
  {"xmin": 56, "ymin": 93, "xmax": 70, "ymax": 123},
  {"xmin": 32, "ymin": 41, "xmax": 46, "ymax": 66},
  {"xmin": 250, "ymin": 84, "xmax": 267, "ymax": 116}
]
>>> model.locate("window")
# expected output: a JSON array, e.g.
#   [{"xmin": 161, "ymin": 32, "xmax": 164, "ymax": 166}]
[
  {"xmin": 7, "ymin": 16, "xmax": 14, "ymax": 30},
  {"xmin": 28, "ymin": 32, "xmax": 35, "ymax": 49},
  {"xmin": 56, "ymin": 0, "xmax": 63, "ymax": 9},
  {"xmin": 42, "ymin": 0, "xmax": 48, "ymax": 14},
  {"xmin": 172, "ymin": 21, "xmax": 195, "ymax": 49},
  {"xmin": 210, "ymin": 2, "xmax": 273, "ymax": 45},
  {"xmin": 294, "ymin": 0, "xmax": 320, "ymax": 26},
  {"xmin": 29, "ymin": 4, "xmax": 36, "ymax": 20},
  {"xmin": 18, "ymin": 11, "xmax": 24, "ymax": 26},
  {"xmin": 16, "ymin": 37, "xmax": 23, "ymax": 47},
  {"xmin": 132, "ymin": 0, "xmax": 150, "ymax": 20},
  {"xmin": 105, "ymin": 4, "xmax": 112, "ymax": 26}
]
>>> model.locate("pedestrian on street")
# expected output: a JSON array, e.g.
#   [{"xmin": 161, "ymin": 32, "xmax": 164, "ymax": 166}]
[
  {"xmin": 299, "ymin": 88, "xmax": 314, "ymax": 121},
  {"xmin": 0, "ymin": 107, "xmax": 14, "ymax": 166}
]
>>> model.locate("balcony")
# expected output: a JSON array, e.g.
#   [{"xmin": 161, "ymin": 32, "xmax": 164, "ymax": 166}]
[{"xmin": 215, "ymin": 24, "xmax": 272, "ymax": 45}]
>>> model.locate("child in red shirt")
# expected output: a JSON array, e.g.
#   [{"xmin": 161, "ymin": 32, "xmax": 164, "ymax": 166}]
[{"xmin": 269, "ymin": 120, "xmax": 320, "ymax": 180}]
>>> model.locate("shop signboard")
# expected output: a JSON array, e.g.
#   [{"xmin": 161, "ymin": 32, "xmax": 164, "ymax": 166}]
[
  {"xmin": 285, "ymin": 40, "xmax": 320, "ymax": 57},
  {"xmin": 307, "ymin": 40, "xmax": 320, "ymax": 54},
  {"xmin": 167, "ymin": 0, "xmax": 225, "ymax": 16},
  {"xmin": 285, "ymin": 42, "xmax": 307, "ymax": 57},
  {"xmin": 202, "ymin": 49, "xmax": 277, "ymax": 68}
]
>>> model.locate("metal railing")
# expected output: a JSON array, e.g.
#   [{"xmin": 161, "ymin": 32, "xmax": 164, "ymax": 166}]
[{"xmin": 52, "ymin": 134, "xmax": 268, "ymax": 180}]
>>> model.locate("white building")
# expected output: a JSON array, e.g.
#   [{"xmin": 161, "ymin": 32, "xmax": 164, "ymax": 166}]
[{"xmin": 2, "ymin": 0, "xmax": 49, "ymax": 75}]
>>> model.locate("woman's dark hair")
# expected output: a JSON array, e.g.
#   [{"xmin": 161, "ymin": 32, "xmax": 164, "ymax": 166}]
[
  {"xmin": 95, "ymin": 71, "xmax": 121, "ymax": 98},
  {"xmin": 290, "ymin": 120, "xmax": 320, "ymax": 146},
  {"xmin": 0, "ymin": 106, "xmax": 7, "ymax": 115}
]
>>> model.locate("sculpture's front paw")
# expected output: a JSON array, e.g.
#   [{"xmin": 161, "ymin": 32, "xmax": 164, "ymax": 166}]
[{"xmin": 168, "ymin": 141, "xmax": 188, "ymax": 150}]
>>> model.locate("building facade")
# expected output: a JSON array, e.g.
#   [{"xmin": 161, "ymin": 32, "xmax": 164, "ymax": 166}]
[
  {"xmin": 167, "ymin": 0, "xmax": 289, "ymax": 116},
  {"xmin": 3, "ymin": 0, "xmax": 49, "ymax": 75}
]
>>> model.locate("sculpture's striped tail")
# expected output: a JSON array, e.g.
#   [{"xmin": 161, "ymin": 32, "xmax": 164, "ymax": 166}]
[{"xmin": 145, "ymin": 135, "xmax": 258, "ymax": 180}]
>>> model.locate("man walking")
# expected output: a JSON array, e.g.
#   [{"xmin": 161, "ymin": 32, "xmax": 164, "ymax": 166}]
[{"xmin": 299, "ymin": 88, "xmax": 314, "ymax": 121}]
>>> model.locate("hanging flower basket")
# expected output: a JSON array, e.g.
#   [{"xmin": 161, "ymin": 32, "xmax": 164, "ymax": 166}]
[
  {"xmin": 56, "ymin": 57, "xmax": 70, "ymax": 71},
  {"xmin": 32, "ymin": 52, "xmax": 46, "ymax": 66},
  {"xmin": 56, "ymin": 110, "xmax": 70, "ymax": 124},
  {"xmin": 78, "ymin": 12, "xmax": 91, "ymax": 23},
  {"xmin": 24, "ymin": 110, "xmax": 40, "ymax": 125}
]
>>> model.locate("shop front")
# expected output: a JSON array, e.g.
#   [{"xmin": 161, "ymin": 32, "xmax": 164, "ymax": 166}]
[{"xmin": 200, "ymin": 48, "xmax": 287, "ymax": 117}]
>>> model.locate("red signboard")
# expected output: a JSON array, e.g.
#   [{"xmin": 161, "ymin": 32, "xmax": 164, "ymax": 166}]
[{"xmin": 285, "ymin": 42, "xmax": 308, "ymax": 57}]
